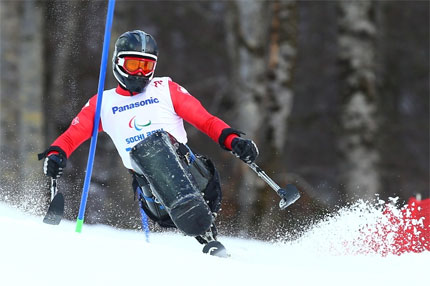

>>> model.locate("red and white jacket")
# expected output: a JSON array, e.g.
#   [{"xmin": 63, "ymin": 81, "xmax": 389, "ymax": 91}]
[{"xmin": 50, "ymin": 77, "xmax": 237, "ymax": 169}]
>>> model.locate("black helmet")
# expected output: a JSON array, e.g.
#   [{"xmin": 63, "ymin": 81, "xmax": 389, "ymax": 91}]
[{"xmin": 112, "ymin": 30, "xmax": 158, "ymax": 93}]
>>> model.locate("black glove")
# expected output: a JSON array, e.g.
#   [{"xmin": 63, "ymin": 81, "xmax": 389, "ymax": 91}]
[
  {"xmin": 43, "ymin": 153, "xmax": 67, "ymax": 178},
  {"xmin": 231, "ymin": 137, "xmax": 259, "ymax": 164}
]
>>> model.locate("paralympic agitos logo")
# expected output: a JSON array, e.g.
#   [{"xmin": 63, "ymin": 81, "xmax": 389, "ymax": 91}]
[{"xmin": 129, "ymin": 116, "xmax": 151, "ymax": 131}]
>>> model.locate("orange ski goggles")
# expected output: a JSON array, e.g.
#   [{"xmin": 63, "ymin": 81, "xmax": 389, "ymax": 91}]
[{"xmin": 118, "ymin": 56, "xmax": 156, "ymax": 76}]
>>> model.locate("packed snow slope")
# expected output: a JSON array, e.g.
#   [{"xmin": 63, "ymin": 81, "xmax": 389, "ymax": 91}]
[{"xmin": 1, "ymin": 201, "xmax": 428, "ymax": 286}]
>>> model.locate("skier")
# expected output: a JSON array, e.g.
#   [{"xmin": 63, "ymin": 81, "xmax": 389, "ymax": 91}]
[{"xmin": 39, "ymin": 30, "xmax": 258, "ymax": 256}]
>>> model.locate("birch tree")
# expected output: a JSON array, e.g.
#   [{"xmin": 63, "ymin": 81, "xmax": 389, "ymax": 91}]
[
  {"xmin": 337, "ymin": 0, "xmax": 381, "ymax": 201},
  {"xmin": 226, "ymin": 0, "xmax": 297, "ymax": 236}
]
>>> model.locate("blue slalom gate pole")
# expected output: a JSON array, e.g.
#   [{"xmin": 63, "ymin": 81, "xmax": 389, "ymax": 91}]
[
  {"xmin": 76, "ymin": 0, "xmax": 116, "ymax": 233},
  {"xmin": 137, "ymin": 188, "xmax": 151, "ymax": 242}
]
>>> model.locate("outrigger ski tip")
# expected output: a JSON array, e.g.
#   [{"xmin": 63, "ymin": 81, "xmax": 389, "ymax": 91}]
[
  {"xmin": 43, "ymin": 192, "xmax": 64, "ymax": 225},
  {"xmin": 247, "ymin": 163, "xmax": 301, "ymax": 210},
  {"xmin": 278, "ymin": 184, "xmax": 300, "ymax": 209},
  {"xmin": 43, "ymin": 178, "xmax": 65, "ymax": 225}
]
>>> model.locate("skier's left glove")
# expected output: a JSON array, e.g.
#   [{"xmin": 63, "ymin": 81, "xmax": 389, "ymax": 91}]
[{"xmin": 231, "ymin": 137, "xmax": 259, "ymax": 164}]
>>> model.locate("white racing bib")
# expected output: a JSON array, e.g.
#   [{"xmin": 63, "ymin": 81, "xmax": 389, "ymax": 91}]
[{"xmin": 100, "ymin": 77, "xmax": 188, "ymax": 169}]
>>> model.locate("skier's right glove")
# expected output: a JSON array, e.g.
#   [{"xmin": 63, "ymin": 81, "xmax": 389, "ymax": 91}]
[
  {"xmin": 38, "ymin": 146, "xmax": 68, "ymax": 179},
  {"xmin": 44, "ymin": 153, "xmax": 67, "ymax": 178}
]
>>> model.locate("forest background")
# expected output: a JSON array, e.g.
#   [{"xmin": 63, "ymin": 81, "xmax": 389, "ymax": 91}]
[{"xmin": 1, "ymin": 0, "xmax": 428, "ymax": 239}]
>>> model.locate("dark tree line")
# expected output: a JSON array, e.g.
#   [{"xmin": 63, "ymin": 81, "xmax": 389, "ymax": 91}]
[{"xmin": 1, "ymin": 0, "xmax": 428, "ymax": 239}]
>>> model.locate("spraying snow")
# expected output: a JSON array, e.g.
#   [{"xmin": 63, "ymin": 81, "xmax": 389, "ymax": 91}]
[{"xmin": 0, "ymin": 201, "xmax": 428, "ymax": 286}]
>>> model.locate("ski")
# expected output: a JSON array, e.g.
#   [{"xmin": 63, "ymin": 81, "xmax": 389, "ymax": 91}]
[
  {"xmin": 203, "ymin": 241, "xmax": 229, "ymax": 258},
  {"xmin": 43, "ymin": 178, "xmax": 64, "ymax": 225}
]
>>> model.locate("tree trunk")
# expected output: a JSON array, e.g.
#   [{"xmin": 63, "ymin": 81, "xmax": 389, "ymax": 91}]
[
  {"xmin": 337, "ymin": 0, "xmax": 381, "ymax": 201},
  {"xmin": 260, "ymin": 0, "xmax": 297, "ymax": 237},
  {"xmin": 266, "ymin": 1, "xmax": 297, "ymax": 151},
  {"xmin": 0, "ymin": 0, "xmax": 45, "ymax": 211},
  {"xmin": 225, "ymin": 0, "xmax": 269, "ymax": 235},
  {"xmin": 225, "ymin": 0, "xmax": 297, "ymax": 236}
]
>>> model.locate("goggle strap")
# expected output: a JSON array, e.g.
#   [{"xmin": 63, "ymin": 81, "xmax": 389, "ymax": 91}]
[{"xmin": 117, "ymin": 51, "xmax": 157, "ymax": 61}]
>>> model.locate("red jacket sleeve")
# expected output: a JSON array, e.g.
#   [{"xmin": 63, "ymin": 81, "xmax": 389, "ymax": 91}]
[
  {"xmin": 169, "ymin": 80, "xmax": 237, "ymax": 150},
  {"xmin": 51, "ymin": 95, "xmax": 103, "ymax": 158}
]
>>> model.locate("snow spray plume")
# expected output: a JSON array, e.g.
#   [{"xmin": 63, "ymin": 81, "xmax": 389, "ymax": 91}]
[{"xmin": 280, "ymin": 197, "xmax": 429, "ymax": 256}]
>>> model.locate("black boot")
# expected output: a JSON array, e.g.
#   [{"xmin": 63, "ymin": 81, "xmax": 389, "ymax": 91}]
[{"xmin": 195, "ymin": 222, "xmax": 218, "ymax": 244}]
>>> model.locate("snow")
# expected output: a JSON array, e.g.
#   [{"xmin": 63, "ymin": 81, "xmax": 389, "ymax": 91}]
[{"xmin": 1, "ymin": 202, "xmax": 428, "ymax": 286}]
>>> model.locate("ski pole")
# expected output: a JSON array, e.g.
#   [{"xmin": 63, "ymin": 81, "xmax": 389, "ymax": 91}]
[
  {"xmin": 248, "ymin": 162, "xmax": 300, "ymax": 209},
  {"xmin": 50, "ymin": 178, "xmax": 57, "ymax": 201},
  {"xmin": 75, "ymin": 0, "xmax": 116, "ymax": 233}
]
